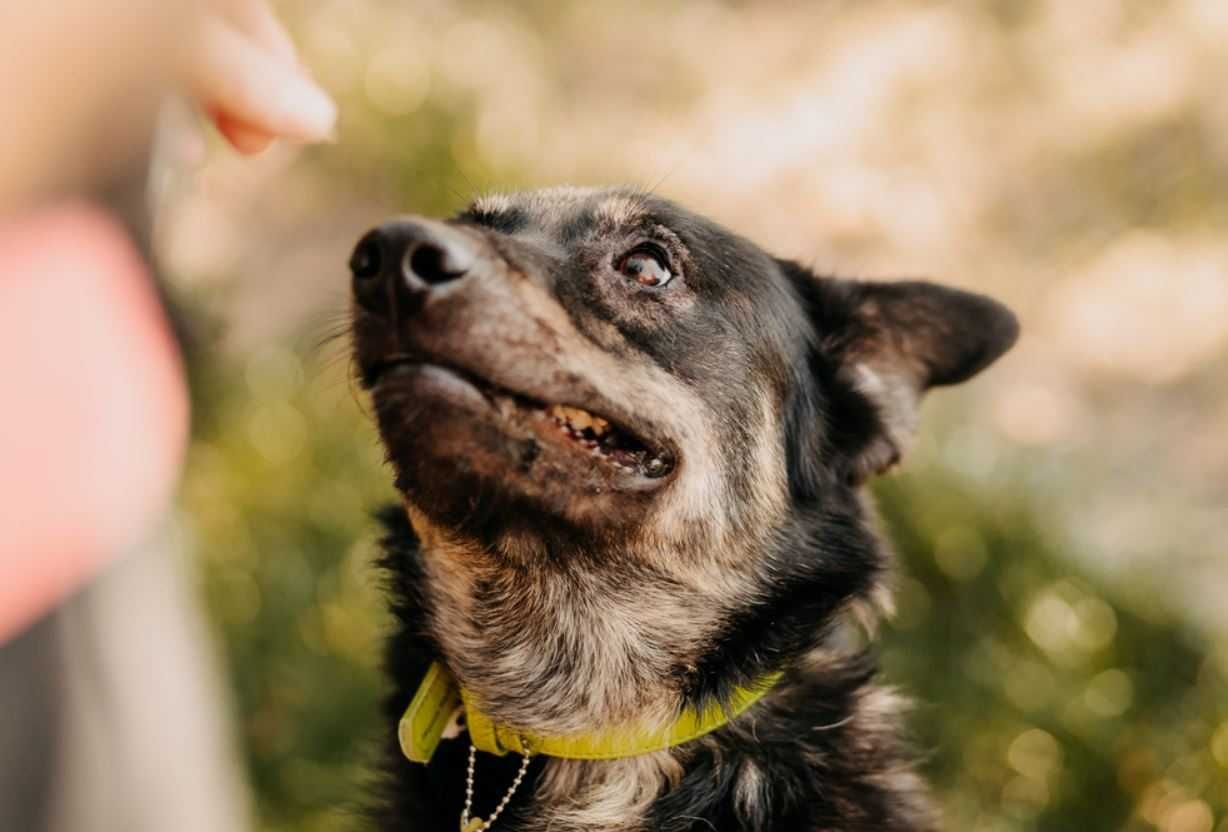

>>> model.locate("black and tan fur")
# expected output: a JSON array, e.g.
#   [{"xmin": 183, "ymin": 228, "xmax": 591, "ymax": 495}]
[{"xmin": 349, "ymin": 187, "xmax": 1018, "ymax": 831}]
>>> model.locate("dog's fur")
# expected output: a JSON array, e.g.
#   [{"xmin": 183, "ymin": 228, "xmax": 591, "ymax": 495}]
[{"xmin": 349, "ymin": 187, "xmax": 1018, "ymax": 831}]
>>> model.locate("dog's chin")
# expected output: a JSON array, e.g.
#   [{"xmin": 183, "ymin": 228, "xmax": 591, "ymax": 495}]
[{"xmin": 371, "ymin": 363, "xmax": 674, "ymax": 533}]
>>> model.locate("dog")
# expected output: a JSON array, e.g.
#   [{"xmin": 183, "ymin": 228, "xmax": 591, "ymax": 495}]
[{"xmin": 349, "ymin": 186, "xmax": 1018, "ymax": 831}]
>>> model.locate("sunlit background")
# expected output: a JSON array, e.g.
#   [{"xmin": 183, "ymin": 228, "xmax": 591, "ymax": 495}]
[{"xmin": 155, "ymin": 1, "xmax": 1228, "ymax": 830}]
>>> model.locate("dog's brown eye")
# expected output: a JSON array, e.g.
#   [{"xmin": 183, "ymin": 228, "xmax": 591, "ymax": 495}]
[{"xmin": 618, "ymin": 247, "xmax": 672, "ymax": 288}]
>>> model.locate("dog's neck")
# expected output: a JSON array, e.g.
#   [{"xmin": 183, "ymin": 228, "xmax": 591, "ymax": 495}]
[
  {"xmin": 409, "ymin": 506, "xmax": 763, "ymax": 736},
  {"xmin": 378, "ymin": 507, "xmax": 936, "ymax": 831}
]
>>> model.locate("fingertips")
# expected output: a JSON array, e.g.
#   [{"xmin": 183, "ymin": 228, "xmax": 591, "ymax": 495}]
[
  {"xmin": 213, "ymin": 112, "xmax": 275, "ymax": 155},
  {"xmin": 193, "ymin": 17, "xmax": 337, "ymax": 146}
]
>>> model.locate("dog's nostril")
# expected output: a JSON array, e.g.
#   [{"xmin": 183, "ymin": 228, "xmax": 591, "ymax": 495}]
[
  {"xmin": 350, "ymin": 236, "xmax": 382, "ymax": 280},
  {"xmin": 406, "ymin": 242, "xmax": 467, "ymax": 286}
]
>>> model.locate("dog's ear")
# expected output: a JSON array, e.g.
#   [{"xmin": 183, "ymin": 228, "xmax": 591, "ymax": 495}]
[{"xmin": 784, "ymin": 262, "xmax": 1019, "ymax": 486}]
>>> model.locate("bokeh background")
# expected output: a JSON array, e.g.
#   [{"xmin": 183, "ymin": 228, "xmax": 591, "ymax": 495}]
[{"xmin": 155, "ymin": 1, "xmax": 1228, "ymax": 830}]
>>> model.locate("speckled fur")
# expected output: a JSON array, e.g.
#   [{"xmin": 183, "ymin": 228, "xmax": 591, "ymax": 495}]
[{"xmin": 354, "ymin": 188, "xmax": 1018, "ymax": 831}]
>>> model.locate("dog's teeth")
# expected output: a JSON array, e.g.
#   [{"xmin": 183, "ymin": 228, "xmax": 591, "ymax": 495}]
[
  {"xmin": 564, "ymin": 407, "xmax": 592, "ymax": 430},
  {"xmin": 546, "ymin": 404, "xmax": 606, "ymax": 434}
]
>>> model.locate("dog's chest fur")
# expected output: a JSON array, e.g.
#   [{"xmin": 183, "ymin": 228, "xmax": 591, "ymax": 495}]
[{"xmin": 372, "ymin": 510, "xmax": 938, "ymax": 832}]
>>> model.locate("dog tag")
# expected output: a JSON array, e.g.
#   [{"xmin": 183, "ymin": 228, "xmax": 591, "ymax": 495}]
[
  {"xmin": 399, "ymin": 661, "xmax": 463, "ymax": 764},
  {"xmin": 462, "ymin": 819, "xmax": 485, "ymax": 832}
]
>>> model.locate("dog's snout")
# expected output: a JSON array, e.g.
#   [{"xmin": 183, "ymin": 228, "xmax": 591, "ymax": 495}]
[{"xmin": 350, "ymin": 218, "xmax": 475, "ymax": 315}]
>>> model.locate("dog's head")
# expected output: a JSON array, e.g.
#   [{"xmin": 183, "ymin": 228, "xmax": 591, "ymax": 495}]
[{"xmin": 351, "ymin": 186, "xmax": 1017, "ymax": 728}]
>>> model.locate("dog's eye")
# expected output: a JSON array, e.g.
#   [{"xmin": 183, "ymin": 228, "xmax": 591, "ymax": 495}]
[{"xmin": 617, "ymin": 246, "xmax": 672, "ymax": 288}]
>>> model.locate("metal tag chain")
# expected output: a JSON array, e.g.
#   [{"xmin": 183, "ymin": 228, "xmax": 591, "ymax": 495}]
[{"xmin": 460, "ymin": 743, "xmax": 533, "ymax": 832}]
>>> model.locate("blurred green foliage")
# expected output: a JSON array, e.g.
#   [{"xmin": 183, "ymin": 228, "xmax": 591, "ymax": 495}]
[
  {"xmin": 878, "ymin": 473, "xmax": 1228, "ymax": 831},
  {"xmin": 186, "ymin": 350, "xmax": 393, "ymax": 832}
]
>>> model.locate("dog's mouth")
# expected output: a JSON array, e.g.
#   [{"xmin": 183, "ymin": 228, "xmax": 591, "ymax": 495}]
[
  {"xmin": 367, "ymin": 357, "xmax": 677, "ymax": 483},
  {"xmin": 537, "ymin": 403, "xmax": 673, "ymax": 478}
]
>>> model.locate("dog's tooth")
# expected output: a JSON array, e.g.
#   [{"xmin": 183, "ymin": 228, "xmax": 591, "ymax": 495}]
[{"xmin": 590, "ymin": 416, "xmax": 610, "ymax": 436}]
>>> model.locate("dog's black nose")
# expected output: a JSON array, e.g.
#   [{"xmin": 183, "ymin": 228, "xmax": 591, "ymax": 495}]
[{"xmin": 350, "ymin": 218, "xmax": 475, "ymax": 315}]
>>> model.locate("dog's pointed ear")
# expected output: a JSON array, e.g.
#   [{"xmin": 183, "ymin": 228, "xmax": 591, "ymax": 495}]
[{"xmin": 786, "ymin": 263, "xmax": 1019, "ymax": 485}]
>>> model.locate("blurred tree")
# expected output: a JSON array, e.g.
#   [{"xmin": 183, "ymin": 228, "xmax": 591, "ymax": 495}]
[
  {"xmin": 184, "ymin": 351, "xmax": 394, "ymax": 832},
  {"xmin": 877, "ymin": 472, "xmax": 1227, "ymax": 831}
]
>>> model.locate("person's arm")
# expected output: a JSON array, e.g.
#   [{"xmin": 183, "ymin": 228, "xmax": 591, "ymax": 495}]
[{"xmin": 0, "ymin": 0, "xmax": 336, "ymax": 642}]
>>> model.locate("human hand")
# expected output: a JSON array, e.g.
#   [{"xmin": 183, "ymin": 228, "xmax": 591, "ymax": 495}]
[{"xmin": 189, "ymin": 0, "xmax": 337, "ymax": 155}]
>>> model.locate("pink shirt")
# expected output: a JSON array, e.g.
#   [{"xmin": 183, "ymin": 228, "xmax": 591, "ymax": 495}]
[{"xmin": 0, "ymin": 202, "xmax": 189, "ymax": 642}]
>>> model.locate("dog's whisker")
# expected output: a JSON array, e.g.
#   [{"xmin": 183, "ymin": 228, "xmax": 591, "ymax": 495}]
[{"xmin": 810, "ymin": 714, "xmax": 856, "ymax": 732}]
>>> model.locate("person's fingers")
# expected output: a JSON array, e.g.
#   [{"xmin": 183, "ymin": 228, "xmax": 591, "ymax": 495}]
[
  {"xmin": 191, "ymin": 16, "xmax": 336, "ymax": 144},
  {"xmin": 199, "ymin": 0, "xmax": 312, "ymax": 154},
  {"xmin": 213, "ymin": 0, "xmax": 298, "ymax": 66},
  {"xmin": 211, "ymin": 111, "xmax": 275, "ymax": 155}
]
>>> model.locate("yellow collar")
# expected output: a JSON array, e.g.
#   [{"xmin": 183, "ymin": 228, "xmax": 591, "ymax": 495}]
[{"xmin": 399, "ymin": 661, "xmax": 781, "ymax": 763}]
